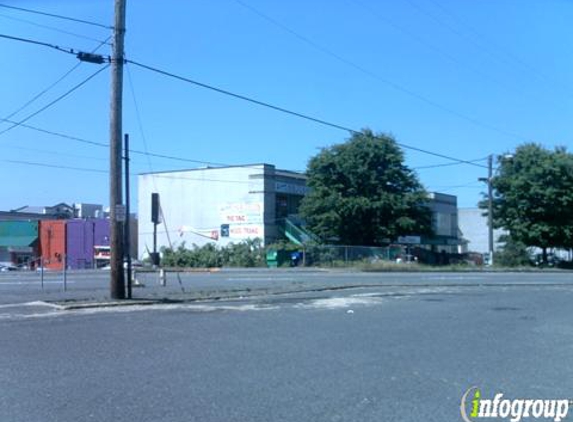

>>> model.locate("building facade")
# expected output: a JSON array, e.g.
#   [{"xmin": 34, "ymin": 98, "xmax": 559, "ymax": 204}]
[
  {"xmin": 138, "ymin": 163, "xmax": 461, "ymax": 259},
  {"xmin": 458, "ymin": 207, "xmax": 506, "ymax": 254},
  {"xmin": 138, "ymin": 164, "xmax": 308, "ymax": 258}
]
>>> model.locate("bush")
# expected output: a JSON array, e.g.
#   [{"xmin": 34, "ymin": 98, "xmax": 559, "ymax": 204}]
[
  {"xmin": 494, "ymin": 236, "xmax": 531, "ymax": 267},
  {"xmin": 160, "ymin": 239, "xmax": 265, "ymax": 268}
]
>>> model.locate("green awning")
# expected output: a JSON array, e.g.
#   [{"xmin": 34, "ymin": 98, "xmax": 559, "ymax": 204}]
[{"xmin": 0, "ymin": 236, "xmax": 37, "ymax": 247}]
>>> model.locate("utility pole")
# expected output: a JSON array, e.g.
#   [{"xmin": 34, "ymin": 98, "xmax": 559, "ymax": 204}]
[
  {"xmin": 487, "ymin": 154, "xmax": 494, "ymax": 266},
  {"xmin": 109, "ymin": 0, "xmax": 127, "ymax": 299},
  {"xmin": 124, "ymin": 134, "xmax": 132, "ymax": 299},
  {"xmin": 479, "ymin": 154, "xmax": 494, "ymax": 266}
]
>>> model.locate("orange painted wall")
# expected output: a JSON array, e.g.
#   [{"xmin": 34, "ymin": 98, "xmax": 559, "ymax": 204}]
[{"xmin": 39, "ymin": 220, "xmax": 66, "ymax": 270}]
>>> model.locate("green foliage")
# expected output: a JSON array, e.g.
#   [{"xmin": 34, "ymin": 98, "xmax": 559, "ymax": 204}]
[
  {"xmin": 160, "ymin": 238, "xmax": 265, "ymax": 268},
  {"xmin": 299, "ymin": 129, "xmax": 432, "ymax": 246},
  {"xmin": 493, "ymin": 235, "xmax": 531, "ymax": 267},
  {"xmin": 221, "ymin": 238, "xmax": 266, "ymax": 267},
  {"xmin": 485, "ymin": 144, "xmax": 573, "ymax": 254}
]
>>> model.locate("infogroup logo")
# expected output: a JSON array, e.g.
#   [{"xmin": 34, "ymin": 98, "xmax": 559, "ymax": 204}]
[{"xmin": 460, "ymin": 387, "xmax": 570, "ymax": 422}]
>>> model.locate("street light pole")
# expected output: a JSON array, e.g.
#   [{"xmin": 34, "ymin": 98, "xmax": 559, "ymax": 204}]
[
  {"xmin": 109, "ymin": 0, "xmax": 127, "ymax": 299},
  {"xmin": 487, "ymin": 154, "xmax": 494, "ymax": 266},
  {"xmin": 479, "ymin": 154, "xmax": 494, "ymax": 266}
]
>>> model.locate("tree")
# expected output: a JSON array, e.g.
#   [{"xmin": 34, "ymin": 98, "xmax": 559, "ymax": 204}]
[
  {"xmin": 488, "ymin": 143, "xmax": 573, "ymax": 263},
  {"xmin": 299, "ymin": 129, "xmax": 432, "ymax": 246},
  {"xmin": 493, "ymin": 235, "xmax": 531, "ymax": 267}
]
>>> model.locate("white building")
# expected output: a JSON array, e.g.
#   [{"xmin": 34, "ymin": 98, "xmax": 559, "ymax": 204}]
[
  {"xmin": 458, "ymin": 207, "xmax": 507, "ymax": 254},
  {"xmin": 138, "ymin": 164, "xmax": 308, "ymax": 259}
]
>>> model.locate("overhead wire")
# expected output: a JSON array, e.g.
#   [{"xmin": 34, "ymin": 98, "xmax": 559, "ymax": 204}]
[
  {"xmin": 0, "ymin": 3, "xmax": 112, "ymax": 30},
  {"xmin": 0, "ymin": 33, "xmax": 78, "ymax": 56},
  {"xmin": 0, "ymin": 64, "xmax": 110, "ymax": 137},
  {"xmin": 0, "ymin": 12, "xmax": 112, "ymax": 44},
  {"xmin": 230, "ymin": 0, "xmax": 528, "ymax": 144},
  {"xmin": 127, "ymin": 59, "xmax": 488, "ymax": 169},
  {"xmin": 346, "ymin": 0, "xmax": 547, "ymax": 105},
  {"xmin": 424, "ymin": 0, "xmax": 573, "ymax": 97},
  {"xmin": 1, "ymin": 36, "xmax": 111, "ymax": 122},
  {"xmin": 413, "ymin": 157, "xmax": 488, "ymax": 170},
  {"xmin": 4, "ymin": 159, "xmax": 108, "ymax": 174},
  {"xmin": 0, "ymin": 117, "xmax": 242, "ymax": 167}
]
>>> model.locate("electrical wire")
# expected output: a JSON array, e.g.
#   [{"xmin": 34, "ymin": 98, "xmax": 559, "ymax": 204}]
[
  {"xmin": 126, "ymin": 62, "xmax": 156, "ymax": 175},
  {"xmin": 231, "ymin": 0, "xmax": 528, "ymax": 144},
  {"xmin": 0, "ymin": 64, "xmax": 109, "ymax": 137},
  {"xmin": 0, "ymin": 33, "xmax": 78, "ymax": 56},
  {"xmin": 413, "ymin": 157, "xmax": 488, "ymax": 170},
  {"xmin": 4, "ymin": 159, "xmax": 108, "ymax": 174},
  {"xmin": 346, "ymin": 0, "xmax": 546, "ymax": 105},
  {"xmin": 0, "ymin": 118, "xmax": 108, "ymax": 148},
  {"xmin": 127, "ymin": 59, "xmax": 488, "ymax": 169},
  {"xmin": 3, "ymin": 145, "xmax": 108, "ymax": 162},
  {"xmin": 0, "ymin": 3, "xmax": 112, "ymax": 30},
  {"xmin": 0, "ymin": 117, "xmax": 247, "ymax": 168},
  {"xmin": 1, "ymin": 36, "xmax": 111, "ymax": 122},
  {"xmin": 424, "ymin": 0, "xmax": 573, "ymax": 97},
  {"xmin": 0, "ymin": 12, "xmax": 111, "ymax": 44}
]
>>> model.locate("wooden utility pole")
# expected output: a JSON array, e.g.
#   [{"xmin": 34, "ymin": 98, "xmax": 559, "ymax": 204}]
[
  {"xmin": 124, "ymin": 134, "xmax": 132, "ymax": 299},
  {"xmin": 487, "ymin": 154, "xmax": 494, "ymax": 266},
  {"xmin": 110, "ymin": 0, "xmax": 127, "ymax": 299}
]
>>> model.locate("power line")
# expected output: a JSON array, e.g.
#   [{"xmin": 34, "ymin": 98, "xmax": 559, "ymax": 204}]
[
  {"xmin": 231, "ymin": 0, "xmax": 528, "ymax": 144},
  {"xmin": 127, "ymin": 59, "xmax": 488, "ymax": 169},
  {"xmin": 4, "ymin": 159, "xmax": 108, "ymax": 174},
  {"xmin": 1, "ymin": 37, "xmax": 111, "ymax": 122},
  {"xmin": 0, "ymin": 64, "xmax": 109, "ymax": 137},
  {"xmin": 126, "ymin": 62, "xmax": 156, "ymax": 175},
  {"xmin": 3, "ymin": 158, "xmax": 262, "ymax": 185},
  {"xmin": 346, "ymin": 0, "xmax": 547, "ymax": 106},
  {"xmin": 3, "ymin": 145, "xmax": 108, "ymax": 162},
  {"xmin": 413, "ymin": 157, "xmax": 488, "ymax": 170},
  {"xmin": 0, "ymin": 118, "xmax": 108, "ymax": 148},
  {"xmin": 424, "ymin": 0, "xmax": 573, "ymax": 97},
  {"xmin": 0, "ymin": 12, "xmax": 112, "ymax": 44},
  {"xmin": 0, "ymin": 3, "xmax": 112, "ymax": 30},
  {"xmin": 0, "ymin": 117, "xmax": 241, "ymax": 167},
  {"xmin": 0, "ymin": 32, "xmax": 78, "ymax": 55}
]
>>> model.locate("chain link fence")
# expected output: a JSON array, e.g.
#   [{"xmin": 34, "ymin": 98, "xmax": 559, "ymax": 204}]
[{"xmin": 301, "ymin": 244, "xmax": 404, "ymax": 267}]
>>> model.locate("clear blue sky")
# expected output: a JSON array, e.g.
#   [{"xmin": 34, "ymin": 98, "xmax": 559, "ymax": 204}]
[{"xmin": 0, "ymin": 0, "xmax": 571, "ymax": 212}]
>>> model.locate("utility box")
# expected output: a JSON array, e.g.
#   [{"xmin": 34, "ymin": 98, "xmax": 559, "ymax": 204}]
[{"xmin": 266, "ymin": 249, "xmax": 289, "ymax": 268}]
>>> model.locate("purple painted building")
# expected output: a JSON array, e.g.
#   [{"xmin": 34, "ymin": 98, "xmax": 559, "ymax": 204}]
[
  {"xmin": 66, "ymin": 220, "xmax": 94, "ymax": 269},
  {"xmin": 65, "ymin": 219, "xmax": 110, "ymax": 269},
  {"xmin": 93, "ymin": 219, "xmax": 110, "ymax": 247}
]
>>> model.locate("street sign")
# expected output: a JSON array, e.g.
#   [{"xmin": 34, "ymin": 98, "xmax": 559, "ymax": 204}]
[{"xmin": 115, "ymin": 204, "xmax": 126, "ymax": 222}]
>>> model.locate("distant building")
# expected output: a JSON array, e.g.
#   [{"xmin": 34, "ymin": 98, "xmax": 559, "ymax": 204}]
[
  {"xmin": 423, "ymin": 192, "xmax": 460, "ymax": 253},
  {"xmin": 138, "ymin": 164, "xmax": 308, "ymax": 258},
  {"xmin": 0, "ymin": 221, "xmax": 39, "ymax": 268},
  {"xmin": 0, "ymin": 202, "xmax": 137, "ymax": 269},
  {"xmin": 138, "ymin": 163, "xmax": 461, "ymax": 259},
  {"xmin": 73, "ymin": 203, "xmax": 104, "ymax": 219},
  {"xmin": 458, "ymin": 207, "xmax": 506, "ymax": 254}
]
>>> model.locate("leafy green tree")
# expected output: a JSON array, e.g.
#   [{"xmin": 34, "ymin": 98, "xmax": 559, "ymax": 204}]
[
  {"xmin": 299, "ymin": 129, "xmax": 432, "ymax": 246},
  {"xmin": 493, "ymin": 235, "xmax": 531, "ymax": 267},
  {"xmin": 488, "ymin": 143, "xmax": 573, "ymax": 262}
]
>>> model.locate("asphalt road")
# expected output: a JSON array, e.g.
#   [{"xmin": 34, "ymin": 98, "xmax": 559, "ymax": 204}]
[
  {"xmin": 1, "ymin": 267, "xmax": 573, "ymax": 304},
  {"xmin": 1, "ymin": 272, "xmax": 573, "ymax": 421}
]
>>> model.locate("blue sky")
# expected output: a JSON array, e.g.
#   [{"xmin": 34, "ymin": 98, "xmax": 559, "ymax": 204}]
[{"xmin": 0, "ymin": 0, "xmax": 571, "ymax": 212}]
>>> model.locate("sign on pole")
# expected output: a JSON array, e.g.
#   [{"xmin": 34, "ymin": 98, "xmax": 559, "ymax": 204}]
[{"xmin": 115, "ymin": 204, "xmax": 127, "ymax": 222}]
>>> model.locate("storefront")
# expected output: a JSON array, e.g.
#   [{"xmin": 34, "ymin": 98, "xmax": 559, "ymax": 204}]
[{"xmin": 0, "ymin": 221, "xmax": 39, "ymax": 268}]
